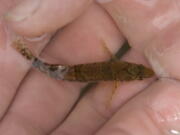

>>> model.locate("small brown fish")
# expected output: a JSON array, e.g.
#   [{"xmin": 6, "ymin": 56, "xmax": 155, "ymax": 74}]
[
  {"xmin": 13, "ymin": 40, "xmax": 154, "ymax": 82},
  {"xmin": 63, "ymin": 61, "xmax": 154, "ymax": 82}
]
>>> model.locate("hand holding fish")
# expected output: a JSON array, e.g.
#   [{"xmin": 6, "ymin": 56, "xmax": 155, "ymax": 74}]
[{"xmin": 0, "ymin": 0, "xmax": 180, "ymax": 135}]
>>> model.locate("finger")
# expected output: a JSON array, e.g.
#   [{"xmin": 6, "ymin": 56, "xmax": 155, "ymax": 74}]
[
  {"xmin": 97, "ymin": 0, "xmax": 180, "ymax": 79},
  {"xmin": 96, "ymin": 79, "xmax": 180, "ymax": 135},
  {"xmin": 5, "ymin": 0, "xmax": 93, "ymax": 37},
  {"xmin": 0, "ymin": 26, "xmax": 52, "ymax": 117},
  {"xmin": 0, "ymin": 0, "xmax": 90, "ymax": 123},
  {"xmin": 0, "ymin": 0, "xmax": 52, "ymax": 119},
  {"xmin": 96, "ymin": 0, "xmax": 165, "ymax": 48},
  {"xmin": 0, "ymin": 3, "xmax": 123, "ymax": 134}
]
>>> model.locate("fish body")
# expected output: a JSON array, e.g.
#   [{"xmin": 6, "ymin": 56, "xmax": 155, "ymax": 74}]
[{"xmin": 63, "ymin": 61, "xmax": 154, "ymax": 81}]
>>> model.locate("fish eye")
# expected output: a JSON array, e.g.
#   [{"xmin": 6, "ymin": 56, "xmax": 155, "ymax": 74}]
[{"xmin": 127, "ymin": 66, "xmax": 140, "ymax": 76}]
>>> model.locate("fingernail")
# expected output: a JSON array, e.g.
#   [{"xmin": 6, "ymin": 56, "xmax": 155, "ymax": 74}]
[
  {"xmin": 170, "ymin": 129, "xmax": 180, "ymax": 135},
  {"xmin": 148, "ymin": 79, "xmax": 180, "ymax": 135},
  {"xmin": 24, "ymin": 34, "xmax": 48, "ymax": 42},
  {"xmin": 4, "ymin": 0, "xmax": 41, "ymax": 22}
]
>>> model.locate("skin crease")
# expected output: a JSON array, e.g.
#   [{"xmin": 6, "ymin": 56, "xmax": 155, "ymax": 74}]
[{"xmin": 0, "ymin": 0, "xmax": 180, "ymax": 135}]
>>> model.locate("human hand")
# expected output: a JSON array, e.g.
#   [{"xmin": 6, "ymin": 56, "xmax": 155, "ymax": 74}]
[{"xmin": 0, "ymin": 0, "xmax": 179, "ymax": 135}]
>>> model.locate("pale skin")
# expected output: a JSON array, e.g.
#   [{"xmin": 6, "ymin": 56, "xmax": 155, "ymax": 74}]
[{"xmin": 0, "ymin": 0, "xmax": 180, "ymax": 134}]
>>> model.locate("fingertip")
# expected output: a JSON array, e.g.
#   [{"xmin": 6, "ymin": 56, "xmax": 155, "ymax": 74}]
[
  {"xmin": 96, "ymin": 78, "xmax": 180, "ymax": 135},
  {"xmin": 4, "ymin": 0, "xmax": 41, "ymax": 22},
  {"xmin": 144, "ymin": 30, "xmax": 180, "ymax": 80},
  {"xmin": 144, "ymin": 78, "xmax": 180, "ymax": 135},
  {"xmin": 4, "ymin": 0, "xmax": 92, "ymax": 37}
]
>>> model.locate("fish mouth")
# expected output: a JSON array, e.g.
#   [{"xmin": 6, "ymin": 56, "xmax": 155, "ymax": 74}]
[{"xmin": 141, "ymin": 66, "xmax": 155, "ymax": 78}]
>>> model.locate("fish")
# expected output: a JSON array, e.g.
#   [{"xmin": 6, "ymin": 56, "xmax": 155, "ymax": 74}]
[{"xmin": 13, "ymin": 39, "xmax": 154, "ymax": 82}]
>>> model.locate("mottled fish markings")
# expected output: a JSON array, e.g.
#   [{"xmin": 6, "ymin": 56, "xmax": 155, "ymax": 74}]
[
  {"xmin": 13, "ymin": 40, "xmax": 35, "ymax": 60},
  {"xmin": 13, "ymin": 40, "xmax": 154, "ymax": 81},
  {"xmin": 63, "ymin": 61, "xmax": 154, "ymax": 81}
]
